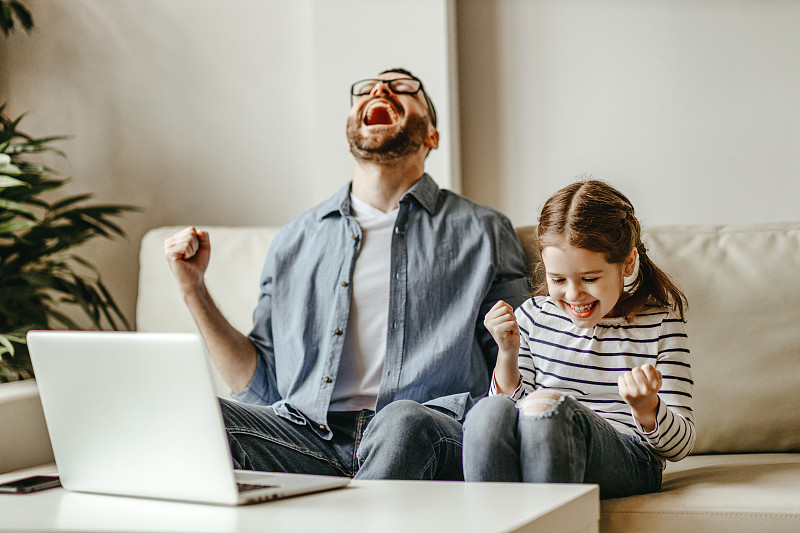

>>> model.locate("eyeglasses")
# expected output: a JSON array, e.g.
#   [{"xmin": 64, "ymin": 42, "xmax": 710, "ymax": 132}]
[{"xmin": 350, "ymin": 77, "xmax": 437, "ymax": 127}]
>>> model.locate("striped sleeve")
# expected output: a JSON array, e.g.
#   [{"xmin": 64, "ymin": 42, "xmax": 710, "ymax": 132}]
[{"xmin": 638, "ymin": 311, "xmax": 696, "ymax": 461}]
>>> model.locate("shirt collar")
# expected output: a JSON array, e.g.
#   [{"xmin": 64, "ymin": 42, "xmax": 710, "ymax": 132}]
[
  {"xmin": 401, "ymin": 173, "xmax": 439, "ymax": 215},
  {"xmin": 317, "ymin": 182, "xmax": 354, "ymax": 221},
  {"xmin": 317, "ymin": 173, "xmax": 440, "ymax": 221}
]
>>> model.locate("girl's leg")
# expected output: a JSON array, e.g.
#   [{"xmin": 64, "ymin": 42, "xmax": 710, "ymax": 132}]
[
  {"xmin": 462, "ymin": 395, "xmax": 522, "ymax": 481},
  {"xmin": 516, "ymin": 391, "xmax": 663, "ymax": 499}
]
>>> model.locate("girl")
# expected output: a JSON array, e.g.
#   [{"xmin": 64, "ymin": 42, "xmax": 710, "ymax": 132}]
[{"xmin": 463, "ymin": 179, "xmax": 695, "ymax": 499}]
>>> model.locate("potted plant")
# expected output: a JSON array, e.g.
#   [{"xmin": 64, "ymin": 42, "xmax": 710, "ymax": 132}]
[
  {"xmin": 0, "ymin": 106, "xmax": 138, "ymax": 382},
  {"xmin": 2, "ymin": 0, "xmax": 137, "ymax": 382}
]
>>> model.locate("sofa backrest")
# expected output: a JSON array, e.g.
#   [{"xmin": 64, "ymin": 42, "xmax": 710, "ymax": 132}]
[
  {"xmin": 137, "ymin": 226, "xmax": 279, "ymax": 396},
  {"xmin": 138, "ymin": 222, "xmax": 800, "ymax": 455}
]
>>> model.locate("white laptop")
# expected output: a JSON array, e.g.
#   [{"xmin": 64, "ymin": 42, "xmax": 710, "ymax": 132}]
[{"xmin": 26, "ymin": 330, "xmax": 350, "ymax": 505}]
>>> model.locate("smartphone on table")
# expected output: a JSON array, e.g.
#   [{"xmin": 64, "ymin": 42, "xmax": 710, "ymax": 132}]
[{"xmin": 0, "ymin": 475, "xmax": 61, "ymax": 493}]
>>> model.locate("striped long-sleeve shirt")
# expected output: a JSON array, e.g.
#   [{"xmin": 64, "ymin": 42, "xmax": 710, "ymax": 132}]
[{"xmin": 489, "ymin": 296, "xmax": 695, "ymax": 464}]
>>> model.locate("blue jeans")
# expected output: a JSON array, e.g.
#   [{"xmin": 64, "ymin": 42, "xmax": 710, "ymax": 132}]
[
  {"xmin": 462, "ymin": 394, "xmax": 662, "ymax": 499},
  {"xmin": 219, "ymin": 398, "xmax": 464, "ymax": 480}
]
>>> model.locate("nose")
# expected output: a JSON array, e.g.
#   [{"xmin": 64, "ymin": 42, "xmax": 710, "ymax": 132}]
[
  {"xmin": 369, "ymin": 80, "xmax": 394, "ymax": 98},
  {"xmin": 565, "ymin": 280, "xmax": 583, "ymax": 302}
]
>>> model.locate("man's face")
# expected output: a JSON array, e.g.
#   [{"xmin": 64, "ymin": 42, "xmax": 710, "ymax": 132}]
[{"xmin": 346, "ymin": 72, "xmax": 433, "ymax": 163}]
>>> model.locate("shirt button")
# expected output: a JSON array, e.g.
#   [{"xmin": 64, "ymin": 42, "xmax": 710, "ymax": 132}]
[
  {"xmin": 319, "ymin": 425, "xmax": 327, "ymax": 431},
  {"xmin": 334, "ymin": 329, "xmax": 343, "ymax": 336},
  {"xmin": 323, "ymin": 376, "xmax": 332, "ymax": 383},
  {"xmin": 341, "ymin": 281, "xmax": 348, "ymax": 287}
]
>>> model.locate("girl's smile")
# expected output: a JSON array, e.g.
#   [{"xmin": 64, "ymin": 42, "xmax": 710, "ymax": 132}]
[{"xmin": 567, "ymin": 300, "xmax": 598, "ymax": 318}]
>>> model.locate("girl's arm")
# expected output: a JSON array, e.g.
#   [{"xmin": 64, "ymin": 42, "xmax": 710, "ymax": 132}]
[
  {"xmin": 620, "ymin": 311, "xmax": 696, "ymax": 461},
  {"xmin": 484, "ymin": 300, "xmax": 522, "ymax": 395}
]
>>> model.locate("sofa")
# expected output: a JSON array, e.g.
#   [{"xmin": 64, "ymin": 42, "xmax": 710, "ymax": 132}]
[{"xmin": 2, "ymin": 221, "xmax": 799, "ymax": 531}]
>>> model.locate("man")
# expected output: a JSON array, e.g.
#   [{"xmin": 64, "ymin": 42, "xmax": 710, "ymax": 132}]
[{"xmin": 164, "ymin": 68, "xmax": 529, "ymax": 480}]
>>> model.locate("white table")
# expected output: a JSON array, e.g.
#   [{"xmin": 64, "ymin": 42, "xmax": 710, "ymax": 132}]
[{"xmin": 0, "ymin": 465, "xmax": 599, "ymax": 533}]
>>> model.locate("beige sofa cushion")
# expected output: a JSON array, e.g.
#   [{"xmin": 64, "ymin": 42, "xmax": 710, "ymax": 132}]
[
  {"xmin": 137, "ymin": 226, "xmax": 279, "ymax": 335},
  {"xmin": 601, "ymin": 453, "xmax": 800, "ymax": 532},
  {"xmin": 645, "ymin": 224, "xmax": 800, "ymax": 454},
  {"xmin": 517, "ymin": 223, "xmax": 800, "ymax": 454},
  {"xmin": 139, "ymin": 223, "xmax": 800, "ymax": 455},
  {"xmin": 137, "ymin": 226, "xmax": 279, "ymax": 396}
]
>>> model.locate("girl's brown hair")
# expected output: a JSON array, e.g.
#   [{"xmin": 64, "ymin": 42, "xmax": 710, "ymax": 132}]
[{"xmin": 534, "ymin": 179, "xmax": 686, "ymax": 321}]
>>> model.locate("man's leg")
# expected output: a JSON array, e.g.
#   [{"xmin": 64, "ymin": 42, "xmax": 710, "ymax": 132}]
[
  {"xmin": 354, "ymin": 399, "xmax": 464, "ymax": 480},
  {"xmin": 219, "ymin": 399, "xmax": 364, "ymax": 477}
]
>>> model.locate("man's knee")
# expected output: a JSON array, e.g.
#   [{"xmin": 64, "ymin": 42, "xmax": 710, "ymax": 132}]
[
  {"xmin": 357, "ymin": 399, "xmax": 463, "ymax": 480},
  {"xmin": 364, "ymin": 400, "xmax": 430, "ymax": 441},
  {"xmin": 359, "ymin": 399, "xmax": 464, "ymax": 455},
  {"xmin": 378, "ymin": 399, "xmax": 427, "ymax": 419}
]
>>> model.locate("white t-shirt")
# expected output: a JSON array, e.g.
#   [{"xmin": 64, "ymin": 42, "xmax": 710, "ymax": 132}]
[{"xmin": 328, "ymin": 194, "xmax": 395, "ymax": 411}]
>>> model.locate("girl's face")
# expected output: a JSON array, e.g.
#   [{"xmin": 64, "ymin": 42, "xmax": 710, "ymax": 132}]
[{"xmin": 541, "ymin": 243, "xmax": 637, "ymax": 329}]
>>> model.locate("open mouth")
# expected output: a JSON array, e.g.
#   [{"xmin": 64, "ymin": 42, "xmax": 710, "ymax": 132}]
[
  {"xmin": 363, "ymin": 101, "xmax": 399, "ymax": 126},
  {"xmin": 567, "ymin": 301, "xmax": 598, "ymax": 318}
]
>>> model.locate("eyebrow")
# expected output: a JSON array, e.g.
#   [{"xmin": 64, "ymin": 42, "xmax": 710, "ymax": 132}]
[{"xmin": 546, "ymin": 270, "xmax": 604, "ymax": 276}]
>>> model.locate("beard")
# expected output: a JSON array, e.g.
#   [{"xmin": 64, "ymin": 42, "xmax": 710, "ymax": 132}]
[{"xmin": 346, "ymin": 111, "xmax": 428, "ymax": 163}]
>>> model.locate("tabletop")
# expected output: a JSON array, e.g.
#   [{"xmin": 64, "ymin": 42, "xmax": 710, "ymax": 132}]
[{"xmin": 0, "ymin": 465, "xmax": 599, "ymax": 533}]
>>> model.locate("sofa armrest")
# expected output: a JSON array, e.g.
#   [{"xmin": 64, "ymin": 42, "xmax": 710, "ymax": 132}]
[{"xmin": 0, "ymin": 380, "xmax": 54, "ymax": 474}]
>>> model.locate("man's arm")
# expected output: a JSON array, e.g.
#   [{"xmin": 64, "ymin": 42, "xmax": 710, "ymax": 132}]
[{"xmin": 163, "ymin": 226, "xmax": 257, "ymax": 393}]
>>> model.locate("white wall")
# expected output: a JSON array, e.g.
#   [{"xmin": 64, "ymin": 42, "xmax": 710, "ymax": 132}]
[
  {"xmin": 2, "ymin": 0, "xmax": 799, "ymax": 328},
  {"xmin": 458, "ymin": 0, "xmax": 800, "ymax": 227},
  {"xmin": 0, "ymin": 0, "xmax": 457, "ymax": 328},
  {"xmin": 309, "ymin": 0, "xmax": 460, "ymax": 199}
]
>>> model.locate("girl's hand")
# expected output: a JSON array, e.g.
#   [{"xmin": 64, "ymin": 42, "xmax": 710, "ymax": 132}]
[
  {"xmin": 618, "ymin": 364, "xmax": 662, "ymax": 432},
  {"xmin": 485, "ymin": 300, "xmax": 522, "ymax": 395},
  {"xmin": 484, "ymin": 300, "xmax": 520, "ymax": 355}
]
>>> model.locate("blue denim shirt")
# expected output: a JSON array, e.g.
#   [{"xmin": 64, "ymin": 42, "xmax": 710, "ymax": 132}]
[{"xmin": 233, "ymin": 174, "xmax": 529, "ymax": 439}]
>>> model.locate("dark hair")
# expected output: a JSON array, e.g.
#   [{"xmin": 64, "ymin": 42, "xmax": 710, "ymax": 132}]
[
  {"xmin": 379, "ymin": 67, "xmax": 437, "ymax": 128},
  {"xmin": 534, "ymin": 179, "xmax": 686, "ymax": 321}
]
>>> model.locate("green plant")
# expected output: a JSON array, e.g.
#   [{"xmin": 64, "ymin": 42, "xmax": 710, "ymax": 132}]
[
  {"xmin": 0, "ymin": 106, "xmax": 138, "ymax": 381},
  {"xmin": 0, "ymin": 0, "xmax": 32, "ymax": 35}
]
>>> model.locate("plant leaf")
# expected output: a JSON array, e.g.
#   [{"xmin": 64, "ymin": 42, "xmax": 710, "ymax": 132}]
[
  {"xmin": 1, "ymin": 106, "xmax": 137, "ymax": 378},
  {"xmin": 0, "ymin": 175, "xmax": 30, "ymax": 188},
  {"xmin": 0, "ymin": 218, "xmax": 37, "ymax": 234},
  {"xmin": 0, "ymin": 335, "xmax": 15, "ymax": 357},
  {"xmin": 0, "ymin": 3, "xmax": 12, "ymax": 36},
  {"xmin": 9, "ymin": 1, "xmax": 34, "ymax": 32},
  {"xmin": 0, "ymin": 197, "xmax": 34, "ymax": 215}
]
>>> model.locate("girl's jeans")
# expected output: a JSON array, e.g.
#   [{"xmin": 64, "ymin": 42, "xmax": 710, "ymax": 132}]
[{"xmin": 462, "ymin": 394, "xmax": 663, "ymax": 499}]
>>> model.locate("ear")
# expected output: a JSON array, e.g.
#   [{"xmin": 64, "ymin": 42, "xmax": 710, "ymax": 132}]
[
  {"xmin": 623, "ymin": 248, "xmax": 638, "ymax": 277},
  {"xmin": 424, "ymin": 129, "xmax": 439, "ymax": 150}
]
